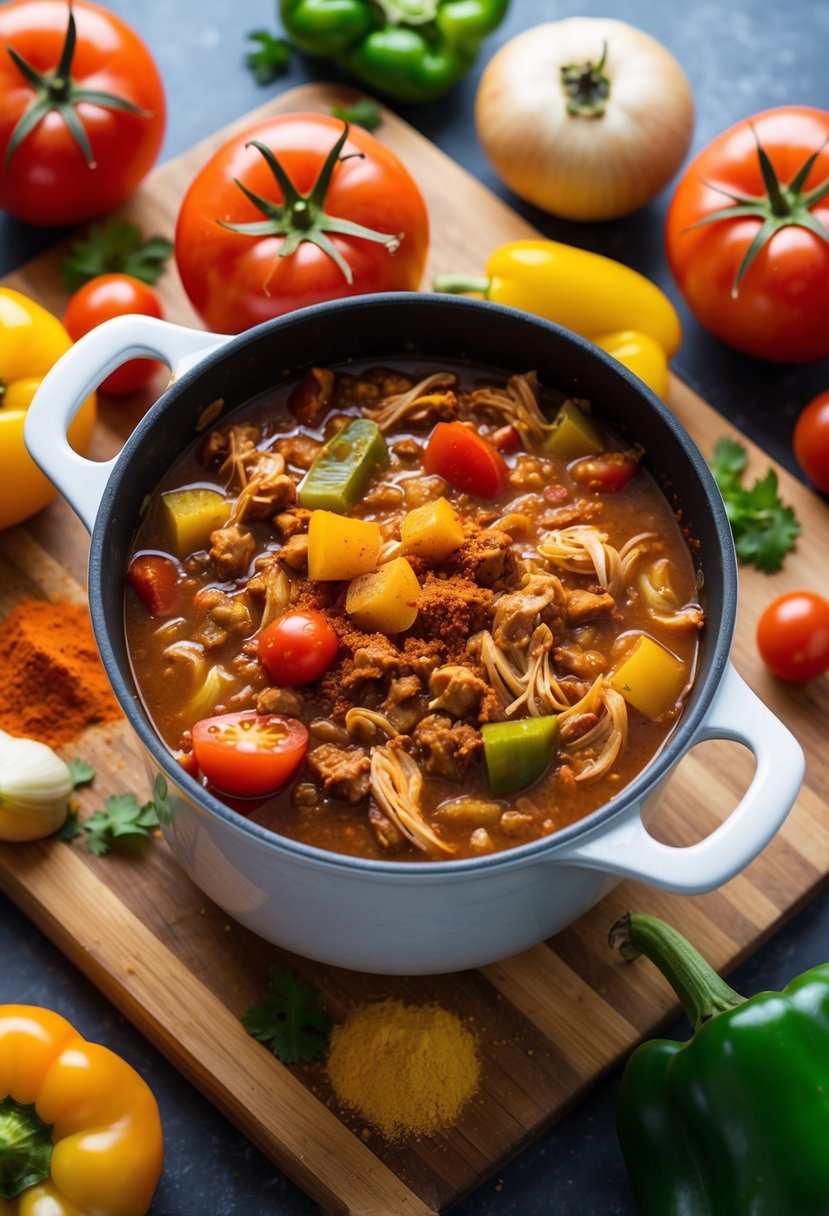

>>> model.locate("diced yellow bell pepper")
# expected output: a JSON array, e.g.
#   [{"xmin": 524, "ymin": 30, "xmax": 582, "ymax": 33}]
[
  {"xmin": 346, "ymin": 557, "xmax": 421, "ymax": 633},
  {"xmin": 610, "ymin": 635, "xmax": 688, "ymax": 720},
  {"xmin": 307, "ymin": 510, "xmax": 381, "ymax": 581},
  {"xmin": 161, "ymin": 487, "xmax": 231, "ymax": 556},
  {"xmin": 544, "ymin": 400, "xmax": 605, "ymax": 460},
  {"xmin": 401, "ymin": 496, "xmax": 465, "ymax": 562}
]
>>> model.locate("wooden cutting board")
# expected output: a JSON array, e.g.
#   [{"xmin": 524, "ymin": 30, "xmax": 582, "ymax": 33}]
[{"xmin": 2, "ymin": 84, "xmax": 828, "ymax": 1216}]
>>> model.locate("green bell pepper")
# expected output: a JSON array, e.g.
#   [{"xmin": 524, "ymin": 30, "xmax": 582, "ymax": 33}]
[
  {"xmin": 481, "ymin": 715, "xmax": 558, "ymax": 797},
  {"xmin": 298, "ymin": 418, "xmax": 389, "ymax": 511},
  {"xmin": 612, "ymin": 911, "xmax": 829, "ymax": 1216},
  {"xmin": 279, "ymin": 0, "xmax": 509, "ymax": 102}
]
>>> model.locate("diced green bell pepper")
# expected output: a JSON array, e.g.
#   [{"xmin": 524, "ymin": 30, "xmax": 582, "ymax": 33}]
[
  {"xmin": 279, "ymin": 0, "xmax": 509, "ymax": 102},
  {"xmin": 543, "ymin": 400, "xmax": 605, "ymax": 460},
  {"xmin": 298, "ymin": 418, "xmax": 389, "ymax": 512},
  {"xmin": 481, "ymin": 715, "xmax": 559, "ymax": 796}
]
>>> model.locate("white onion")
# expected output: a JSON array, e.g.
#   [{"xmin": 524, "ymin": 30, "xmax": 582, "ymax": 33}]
[
  {"xmin": 0, "ymin": 729, "xmax": 73, "ymax": 842},
  {"xmin": 475, "ymin": 18, "xmax": 694, "ymax": 221}
]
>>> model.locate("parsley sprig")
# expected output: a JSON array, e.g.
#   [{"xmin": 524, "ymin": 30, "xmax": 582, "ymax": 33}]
[
  {"xmin": 61, "ymin": 219, "xmax": 173, "ymax": 292},
  {"xmin": 710, "ymin": 437, "xmax": 800, "ymax": 574},
  {"xmin": 330, "ymin": 100, "xmax": 383, "ymax": 131},
  {"xmin": 242, "ymin": 965, "xmax": 332, "ymax": 1064},
  {"xmin": 245, "ymin": 30, "xmax": 292, "ymax": 85},
  {"xmin": 58, "ymin": 761, "xmax": 160, "ymax": 854}
]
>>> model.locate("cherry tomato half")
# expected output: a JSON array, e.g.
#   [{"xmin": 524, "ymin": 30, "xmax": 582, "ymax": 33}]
[
  {"xmin": 756, "ymin": 591, "xmax": 829, "ymax": 683},
  {"xmin": 258, "ymin": 610, "xmax": 339, "ymax": 686},
  {"xmin": 192, "ymin": 712, "xmax": 309, "ymax": 798},
  {"xmin": 64, "ymin": 274, "xmax": 164, "ymax": 395},
  {"xmin": 424, "ymin": 421, "xmax": 508, "ymax": 499},
  {"xmin": 794, "ymin": 389, "xmax": 829, "ymax": 495}
]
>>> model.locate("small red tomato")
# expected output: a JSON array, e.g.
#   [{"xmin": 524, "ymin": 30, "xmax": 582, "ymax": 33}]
[
  {"xmin": 756, "ymin": 590, "xmax": 829, "ymax": 683},
  {"xmin": 794, "ymin": 389, "xmax": 829, "ymax": 494},
  {"xmin": 258, "ymin": 610, "xmax": 338, "ymax": 686},
  {"xmin": 192, "ymin": 712, "xmax": 309, "ymax": 798},
  {"xmin": 128, "ymin": 553, "xmax": 179, "ymax": 615},
  {"xmin": 424, "ymin": 421, "xmax": 508, "ymax": 499},
  {"xmin": 571, "ymin": 452, "xmax": 640, "ymax": 492},
  {"xmin": 64, "ymin": 274, "xmax": 164, "ymax": 394}
]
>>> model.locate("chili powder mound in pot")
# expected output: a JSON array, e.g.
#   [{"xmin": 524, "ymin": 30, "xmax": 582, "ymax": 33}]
[
  {"xmin": 326, "ymin": 998, "xmax": 480, "ymax": 1140},
  {"xmin": 0, "ymin": 600, "xmax": 122, "ymax": 747}
]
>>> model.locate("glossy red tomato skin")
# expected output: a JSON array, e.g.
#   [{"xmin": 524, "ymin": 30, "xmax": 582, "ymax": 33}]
[
  {"xmin": 64, "ymin": 274, "xmax": 164, "ymax": 394},
  {"xmin": 666, "ymin": 107, "xmax": 829, "ymax": 363},
  {"xmin": 424, "ymin": 422, "xmax": 508, "ymax": 499},
  {"xmin": 571, "ymin": 452, "xmax": 639, "ymax": 493},
  {"xmin": 0, "ymin": 0, "xmax": 165, "ymax": 226},
  {"xmin": 127, "ymin": 552, "xmax": 179, "ymax": 615},
  {"xmin": 174, "ymin": 113, "xmax": 429, "ymax": 333},
  {"xmin": 756, "ymin": 591, "xmax": 829, "ymax": 683},
  {"xmin": 794, "ymin": 390, "xmax": 829, "ymax": 494},
  {"xmin": 258, "ymin": 610, "xmax": 339, "ymax": 687},
  {"xmin": 192, "ymin": 712, "xmax": 309, "ymax": 798}
]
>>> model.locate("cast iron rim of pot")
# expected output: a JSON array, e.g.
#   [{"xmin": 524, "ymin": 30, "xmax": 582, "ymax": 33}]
[{"xmin": 89, "ymin": 293, "xmax": 737, "ymax": 874}]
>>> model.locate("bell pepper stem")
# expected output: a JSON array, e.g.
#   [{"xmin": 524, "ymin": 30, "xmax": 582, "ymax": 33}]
[
  {"xmin": 610, "ymin": 912, "xmax": 746, "ymax": 1033},
  {"xmin": 0, "ymin": 1097, "xmax": 53, "ymax": 1201},
  {"xmin": 432, "ymin": 274, "xmax": 492, "ymax": 298}
]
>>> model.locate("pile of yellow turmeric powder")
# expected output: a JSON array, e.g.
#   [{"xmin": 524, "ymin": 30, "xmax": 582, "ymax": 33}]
[{"xmin": 326, "ymin": 997, "xmax": 480, "ymax": 1141}]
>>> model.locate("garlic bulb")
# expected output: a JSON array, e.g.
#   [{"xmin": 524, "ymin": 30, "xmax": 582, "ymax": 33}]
[{"xmin": 0, "ymin": 729, "xmax": 73, "ymax": 842}]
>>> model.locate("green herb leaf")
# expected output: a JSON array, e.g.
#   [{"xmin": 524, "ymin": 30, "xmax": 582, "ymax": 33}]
[
  {"xmin": 68, "ymin": 758, "xmax": 95, "ymax": 789},
  {"xmin": 245, "ymin": 30, "xmax": 292, "ymax": 85},
  {"xmin": 709, "ymin": 437, "xmax": 800, "ymax": 574},
  {"xmin": 83, "ymin": 792, "xmax": 159, "ymax": 856},
  {"xmin": 241, "ymin": 965, "xmax": 331, "ymax": 1064},
  {"xmin": 330, "ymin": 100, "xmax": 383, "ymax": 131},
  {"xmin": 57, "ymin": 810, "xmax": 82, "ymax": 841},
  {"xmin": 60, "ymin": 220, "xmax": 173, "ymax": 292}
]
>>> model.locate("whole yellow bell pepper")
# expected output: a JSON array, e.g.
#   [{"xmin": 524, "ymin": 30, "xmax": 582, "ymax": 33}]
[
  {"xmin": 0, "ymin": 1005, "xmax": 163, "ymax": 1215},
  {"xmin": 0, "ymin": 289, "xmax": 96, "ymax": 531},
  {"xmin": 434, "ymin": 239, "xmax": 681, "ymax": 398}
]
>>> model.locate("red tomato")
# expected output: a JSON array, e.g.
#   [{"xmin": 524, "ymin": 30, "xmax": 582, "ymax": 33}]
[
  {"xmin": 64, "ymin": 274, "xmax": 164, "ymax": 395},
  {"xmin": 794, "ymin": 389, "xmax": 829, "ymax": 494},
  {"xmin": 175, "ymin": 113, "xmax": 429, "ymax": 333},
  {"xmin": 127, "ymin": 552, "xmax": 179, "ymax": 615},
  {"xmin": 666, "ymin": 107, "xmax": 829, "ymax": 363},
  {"xmin": 571, "ymin": 452, "xmax": 640, "ymax": 492},
  {"xmin": 756, "ymin": 591, "xmax": 829, "ymax": 683},
  {"xmin": 258, "ymin": 610, "xmax": 339, "ymax": 686},
  {"xmin": 0, "ymin": 0, "xmax": 165, "ymax": 226},
  {"xmin": 424, "ymin": 421, "xmax": 508, "ymax": 499},
  {"xmin": 192, "ymin": 712, "xmax": 309, "ymax": 798}
]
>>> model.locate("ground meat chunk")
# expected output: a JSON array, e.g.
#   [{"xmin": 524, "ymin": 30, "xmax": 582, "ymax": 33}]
[
  {"xmin": 539, "ymin": 498, "xmax": 603, "ymax": 530},
  {"xmin": 385, "ymin": 673, "xmax": 423, "ymax": 706},
  {"xmin": 235, "ymin": 466, "xmax": 296, "ymax": 521},
  {"xmin": 255, "ymin": 686, "xmax": 304, "ymax": 717},
  {"xmin": 368, "ymin": 804, "xmax": 406, "ymax": 852},
  {"xmin": 445, "ymin": 530, "xmax": 517, "ymax": 588},
  {"xmin": 203, "ymin": 423, "xmax": 260, "ymax": 465},
  {"xmin": 209, "ymin": 524, "xmax": 256, "ymax": 580},
  {"xmin": 554, "ymin": 646, "xmax": 608, "ymax": 679},
  {"xmin": 412, "ymin": 714, "xmax": 483, "ymax": 781},
  {"xmin": 492, "ymin": 573, "xmax": 566, "ymax": 651},
  {"xmin": 565, "ymin": 588, "xmax": 616, "ymax": 626},
  {"xmin": 279, "ymin": 534, "xmax": 308, "ymax": 571},
  {"xmin": 274, "ymin": 507, "xmax": 312, "ymax": 539},
  {"xmin": 413, "ymin": 574, "xmax": 493, "ymax": 656},
  {"xmin": 275, "ymin": 434, "xmax": 323, "ymax": 470},
  {"xmin": 307, "ymin": 743, "xmax": 371, "ymax": 804},
  {"xmin": 392, "ymin": 437, "xmax": 421, "ymax": 461},
  {"xmin": 427, "ymin": 664, "xmax": 489, "ymax": 718}
]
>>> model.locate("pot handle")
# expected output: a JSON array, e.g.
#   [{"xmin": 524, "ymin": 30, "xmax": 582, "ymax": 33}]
[
  {"xmin": 554, "ymin": 663, "xmax": 804, "ymax": 892},
  {"xmin": 24, "ymin": 314, "xmax": 230, "ymax": 533}
]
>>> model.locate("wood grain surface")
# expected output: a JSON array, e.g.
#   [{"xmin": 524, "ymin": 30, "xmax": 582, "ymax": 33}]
[{"xmin": 1, "ymin": 84, "xmax": 827, "ymax": 1216}]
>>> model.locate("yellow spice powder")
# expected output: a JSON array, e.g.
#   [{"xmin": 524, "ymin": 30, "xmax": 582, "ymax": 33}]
[{"xmin": 326, "ymin": 998, "xmax": 480, "ymax": 1141}]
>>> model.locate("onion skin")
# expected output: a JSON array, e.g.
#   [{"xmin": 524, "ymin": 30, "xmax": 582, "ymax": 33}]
[{"xmin": 475, "ymin": 18, "xmax": 695, "ymax": 222}]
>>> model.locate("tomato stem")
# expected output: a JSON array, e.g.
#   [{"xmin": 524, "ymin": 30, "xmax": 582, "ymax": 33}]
[
  {"xmin": 218, "ymin": 123, "xmax": 403, "ymax": 284},
  {"xmin": 560, "ymin": 41, "xmax": 610, "ymax": 118},
  {"xmin": 0, "ymin": 1097, "xmax": 53, "ymax": 1201}
]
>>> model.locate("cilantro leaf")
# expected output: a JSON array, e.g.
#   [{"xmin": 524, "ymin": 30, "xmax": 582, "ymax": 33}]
[
  {"xmin": 57, "ymin": 810, "xmax": 82, "ymax": 841},
  {"xmin": 83, "ymin": 792, "xmax": 159, "ymax": 856},
  {"xmin": 61, "ymin": 220, "xmax": 173, "ymax": 292},
  {"xmin": 68, "ymin": 758, "xmax": 95, "ymax": 788},
  {"xmin": 241, "ymin": 965, "xmax": 331, "ymax": 1064},
  {"xmin": 330, "ymin": 100, "xmax": 383, "ymax": 131},
  {"xmin": 708, "ymin": 437, "xmax": 800, "ymax": 574},
  {"xmin": 245, "ymin": 30, "xmax": 291, "ymax": 85}
]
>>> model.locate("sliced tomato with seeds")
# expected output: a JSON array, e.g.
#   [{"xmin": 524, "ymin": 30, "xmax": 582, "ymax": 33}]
[
  {"xmin": 192, "ymin": 712, "xmax": 309, "ymax": 798},
  {"xmin": 424, "ymin": 421, "xmax": 508, "ymax": 499},
  {"xmin": 128, "ymin": 553, "xmax": 180, "ymax": 615}
]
